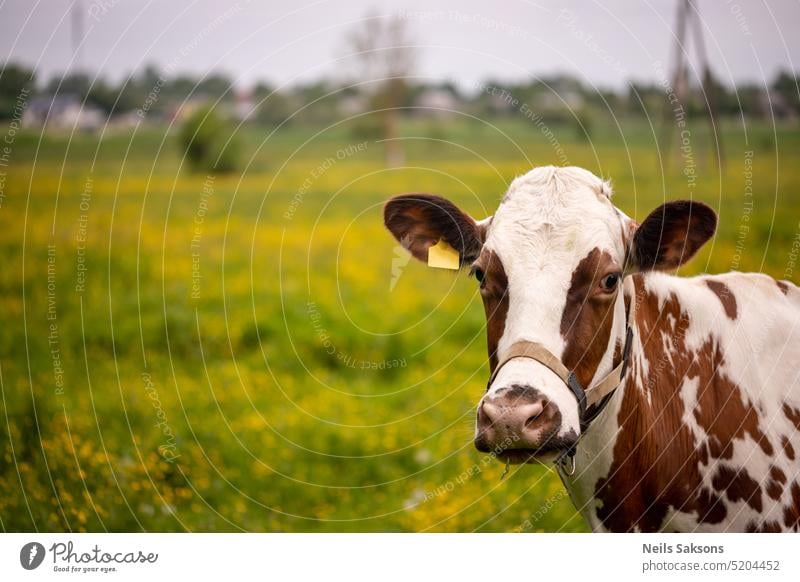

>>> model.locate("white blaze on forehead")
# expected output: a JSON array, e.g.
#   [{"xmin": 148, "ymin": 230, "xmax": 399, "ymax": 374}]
[
  {"xmin": 486, "ymin": 166, "xmax": 627, "ymax": 351},
  {"xmin": 487, "ymin": 166, "xmax": 623, "ymax": 268},
  {"xmin": 481, "ymin": 166, "xmax": 629, "ymax": 436}
]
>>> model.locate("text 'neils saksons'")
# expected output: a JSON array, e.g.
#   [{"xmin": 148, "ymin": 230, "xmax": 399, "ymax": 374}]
[{"xmin": 643, "ymin": 543, "xmax": 724, "ymax": 554}]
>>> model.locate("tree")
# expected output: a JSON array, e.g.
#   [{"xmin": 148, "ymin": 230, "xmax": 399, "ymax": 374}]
[
  {"xmin": 0, "ymin": 63, "xmax": 35, "ymax": 119},
  {"xmin": 195, "ymin": 73, "xmax": 234, "ymax": 100},
  {"xmin": 252, "ymin": 83, "xmax": 295, "ymax": 126},
  {"xmin": 178, "ymin": 106, "xmax": 241, "ymax": 174},
  {"xmin": 45, "ymin": 72, "xmax": 91, "ymax": 99},
  {"xmin": 343, "ymin": 13, "xmax": 415, "ymax": 167},
  {"xmin": 292, "ymin": 81, "xmax": 339, "ymax": 124},
  {"xmin": 86, "ymin": 79, "xmax": 140, "ymax": 114},
  {"xmin": 772, "ymin": 70, "xmax": 800, "ymax": 116}
]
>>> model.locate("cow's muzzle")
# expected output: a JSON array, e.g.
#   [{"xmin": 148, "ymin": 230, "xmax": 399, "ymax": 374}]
[{"xmin": 474, "ymin": 384, "xmax": 576, "ymax": 462}]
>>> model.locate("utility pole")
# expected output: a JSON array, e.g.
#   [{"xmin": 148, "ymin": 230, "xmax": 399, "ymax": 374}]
[
  {"xmin": 662, "ymin": 0, "xmax": 724, "ymax": 169},
  {"xmin": 71, "ymin": 0, "xmax": 85, "ymax": 74}
]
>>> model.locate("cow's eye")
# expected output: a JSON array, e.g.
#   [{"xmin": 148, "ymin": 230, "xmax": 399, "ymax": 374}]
[
  {"xmin": 600, "ymin": 272, "xmax": 621, "ymax": 293},
  {"xmin": 471, "ymin": 267, "xmax": 486, "ymax": 286}
]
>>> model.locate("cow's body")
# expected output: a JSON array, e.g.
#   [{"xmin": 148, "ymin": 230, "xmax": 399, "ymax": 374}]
[
  {"xmin": 384, "ymin": 165, "xmax": 800, "ymax": 532},
  {"xmin": 565, "ymin": 271, "xmax": 800, "ymax": 532}
]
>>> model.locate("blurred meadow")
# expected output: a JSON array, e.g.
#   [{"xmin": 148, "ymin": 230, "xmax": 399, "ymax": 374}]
[{"xmin": 2, "ymin": 112, "xmax": 799, "ymax": 532}]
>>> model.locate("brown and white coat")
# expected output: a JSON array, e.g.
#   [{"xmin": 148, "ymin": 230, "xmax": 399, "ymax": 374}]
[{"xmin": 384, "ymin": 166, "xmax": 800, "ymax": 532}]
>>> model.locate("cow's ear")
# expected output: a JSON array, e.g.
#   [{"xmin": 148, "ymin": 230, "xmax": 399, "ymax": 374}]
[
  {"xmin": 631, "ymin": 200, "xmax": 717, "ymax": 271},
  {"xmin": 384, "ymin": 194, "xmax": 488, "ymax": 266}
]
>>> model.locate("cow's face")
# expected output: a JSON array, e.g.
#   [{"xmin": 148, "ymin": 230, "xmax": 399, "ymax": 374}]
[{"xmin": 384, "ymin": 166, "xmax": 716, "ymax": 464}]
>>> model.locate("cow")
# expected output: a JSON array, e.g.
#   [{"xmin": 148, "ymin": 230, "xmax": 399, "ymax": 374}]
[{"xmin": 383, "ymin": 165, "xmax": 800, "ymax": 532}]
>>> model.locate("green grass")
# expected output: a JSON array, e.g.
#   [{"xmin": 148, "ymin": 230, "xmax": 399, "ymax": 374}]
[{"xmin": 1, "ymin": 115, "xmax": 799, "ymax": 531}]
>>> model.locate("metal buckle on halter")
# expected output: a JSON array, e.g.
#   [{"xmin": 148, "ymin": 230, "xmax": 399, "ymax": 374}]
[
  {"xmin": 488, "ymin": 281, "xmax": 636, "ymax": 478},
  {"xmin": 556, "ymin": 325, "xmax": 633, "ymax": 476},
  {"xmin": 557, "ymin": 447, "xmax": 576, "ymax": 476}
]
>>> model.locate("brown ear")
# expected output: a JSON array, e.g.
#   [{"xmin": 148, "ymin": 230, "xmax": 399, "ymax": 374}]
[
  {"xmin": 631, "ymin": 200, "xmax": 717, "ymax": 271},
  {"xmin": 383, "ymin": 194, "xmax": 487, "ymax": 266}
]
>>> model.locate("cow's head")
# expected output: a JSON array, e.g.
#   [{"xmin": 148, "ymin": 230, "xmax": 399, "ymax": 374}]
[{"xmin": 384, "ymin": 166, "xmax": 716, "ymax": 464}]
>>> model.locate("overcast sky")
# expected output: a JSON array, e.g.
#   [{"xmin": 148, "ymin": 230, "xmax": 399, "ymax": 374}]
[{"xmin": 1, "ymin": 0, "xmax": 798, "ymax": 91}]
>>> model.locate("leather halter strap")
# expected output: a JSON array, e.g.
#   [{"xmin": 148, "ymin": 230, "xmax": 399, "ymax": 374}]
[{"xmin": 486, "ymin": 277, "xmax": 635, "ymax": 423}]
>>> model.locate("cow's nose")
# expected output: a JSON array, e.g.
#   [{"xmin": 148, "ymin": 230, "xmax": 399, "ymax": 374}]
[
  {"xmin": 481, "ymin": 399, "xmax": 544, "ymax": 431},
  {"xmin": 474, "ymin": 385, "xmax": 560, "ymax": 453}
]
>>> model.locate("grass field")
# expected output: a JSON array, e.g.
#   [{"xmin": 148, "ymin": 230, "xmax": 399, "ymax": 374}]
[{"xmin": 1, "ymin": 115, "xmax": 799, "ymax": 532}]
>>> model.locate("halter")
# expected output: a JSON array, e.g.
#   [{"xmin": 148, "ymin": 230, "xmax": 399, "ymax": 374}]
[{"xmin": 485, "ymin": 277, "xmax": 636, "ymax": 474}]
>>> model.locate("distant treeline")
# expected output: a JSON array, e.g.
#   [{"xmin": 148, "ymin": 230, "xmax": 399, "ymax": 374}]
[{"xmin": 1, "ymin": 62, "xmax": 798, "ymax": 124}]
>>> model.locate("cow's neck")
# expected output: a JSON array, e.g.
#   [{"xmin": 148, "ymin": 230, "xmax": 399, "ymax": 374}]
[
  {"xmin": 561, "ymin": 271, "xmax": 717, "ymax": 530},
  {"xmin": 558, "ymin": 270, "xmax": 763, "ymax": 532},
  {"xmin": 557, "ymin": 273, "xmax": 634, "ymax": 530}
]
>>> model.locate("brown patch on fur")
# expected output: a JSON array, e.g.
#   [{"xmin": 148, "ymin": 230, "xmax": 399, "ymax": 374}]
[
  {"xmin": 476, "ymin": 250, "xmax": 509, "ymax": 373},
  {"xmin": 712, "ymin": 465, "xmax": 763, "ymax": 512},
  {"xmin": 695, "ymin": 359, "xmax": 774, "ymax": 459},
  {"xmin": 560, "ymin": 248, "xmax": 620, "ymax": 389},
  {"xmin": 771, "ymin": 466, "xmax": 787, "ymax": 484},
  {"xmin": 766, "ymin": 466, "xmax": 787, "ymax": 501},
  {"xmin": 777, "ymin": 280, "xmax": 790, "ymax": 295},
  {"xmin": 784, "ymin": 403, "xmax": 800, "ymax": 429},
  {"xmin": 783, "ymin": 482, "xmax": 800, "ymax": 530},
  {"xmin": 705, "ymin": 280, "xmax": 737, "ymax": 319},
  {"xmin": 594, "ymin": 274, "xmax": 774, "ymax": 531},
  {"xmin": 781, "ymin": 436, "xmax": 796, "ymax": 460},
  {"xmin": 746, "ymin": 520, "xmax": 782, "ymax": 532}
]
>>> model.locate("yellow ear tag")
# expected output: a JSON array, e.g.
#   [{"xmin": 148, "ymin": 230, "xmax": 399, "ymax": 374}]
[{"xmin": 427, "ymin": 239, "xmax": 460, "ymax": 270}]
